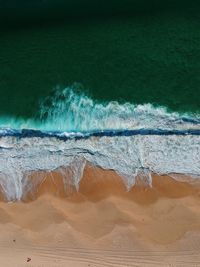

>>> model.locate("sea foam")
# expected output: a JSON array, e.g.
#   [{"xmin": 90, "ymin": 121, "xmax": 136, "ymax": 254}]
[
  {"xmin": 0, "ymin": 133, "xmax": 199, "ymax": 201},
  {"xmin": 0, "ymin": 87, "xmax": 200, "ymax": 132},
  {"xmin": 0, "ymin": 87, "xmax": 199, "ymax": 201}
]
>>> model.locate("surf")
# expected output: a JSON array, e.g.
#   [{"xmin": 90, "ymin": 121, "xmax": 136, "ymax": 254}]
[
  {"xmin": 0, "ymin": 86, "xmax": 199, "ymax": 202},
  {"xmin": 0, "ymin": 86, "xmax": 200, "ymax": 132},
  {"xmin": 0, "ymin": 132, "xmax": 200, "ymax": 201}
]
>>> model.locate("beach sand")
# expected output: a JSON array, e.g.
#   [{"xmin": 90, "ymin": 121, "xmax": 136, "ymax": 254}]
[{"xmin": 0, "ymin": 166, "xmax": 200, "ymax": 266}]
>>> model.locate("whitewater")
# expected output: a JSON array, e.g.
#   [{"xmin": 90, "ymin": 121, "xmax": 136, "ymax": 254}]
[{"xmin": 0, "ymin": 87, "xmax": 200, "ymax": 201}]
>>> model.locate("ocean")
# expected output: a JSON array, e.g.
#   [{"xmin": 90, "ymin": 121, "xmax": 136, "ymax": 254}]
[{"xmin": 0, "ymin": 0, "xmax": 200, "ymax": 201}]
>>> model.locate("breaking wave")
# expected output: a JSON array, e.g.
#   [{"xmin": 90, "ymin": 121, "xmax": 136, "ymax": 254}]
[
  {"xmin": 0, "ymin": 86, "xmax": 200, "ymax": 201},
  {"xmin": 0, "ymin": 86, "xmax": 200, "ymax": 132}
]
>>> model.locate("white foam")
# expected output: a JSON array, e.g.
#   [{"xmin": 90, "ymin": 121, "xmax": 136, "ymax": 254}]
[
  {"xmin": 0, "ymin": 87, "xmax": 199, "ymax": 132},
  {"xmin": 0, "ymin": 87, "xmax": 199, "ymax": 201},
  {"xmin": 0, "ymin": 134, "xmax": 199, "ymax": 201}
]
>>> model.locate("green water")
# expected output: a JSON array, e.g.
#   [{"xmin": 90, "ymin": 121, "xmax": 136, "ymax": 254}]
[{"xmin": 0, "ymin": 0, "xmax": 200, "ymax": 119}]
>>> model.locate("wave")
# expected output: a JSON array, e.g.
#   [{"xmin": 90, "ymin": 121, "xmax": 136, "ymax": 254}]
[
  {"xmin": 0, "ymin": 86, "xmax": 200, "ymax": 132},
  {"xmin": 0, "ymin": 133, "xmax": 200, "ymax": 201},
  {"xmin": 0, "ymin": 86, "xmax": 200, "ymax": 202}
]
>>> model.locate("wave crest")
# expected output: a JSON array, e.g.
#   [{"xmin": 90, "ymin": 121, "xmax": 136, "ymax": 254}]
[{"xmin": 0, "ymin": 85, "xmax": 200, "ymax": 131}]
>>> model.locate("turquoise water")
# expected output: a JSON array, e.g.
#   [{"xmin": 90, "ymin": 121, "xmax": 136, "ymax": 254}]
[
  {"xmin": 0, "ymin": 0, "xmax": 200, "ymax": 125},
  {"xmin": 0, "ymin": 86, "xmax": 199, "ymax": 131},
  {"xmin": 0, "ymin": 1, "xmax": 200, "ymax": 201}
]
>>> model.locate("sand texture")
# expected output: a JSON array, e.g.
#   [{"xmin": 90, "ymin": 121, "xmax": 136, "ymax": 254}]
[{"xmin": 0, "ymin": 166, "xmax": 200, "ymax": 266}]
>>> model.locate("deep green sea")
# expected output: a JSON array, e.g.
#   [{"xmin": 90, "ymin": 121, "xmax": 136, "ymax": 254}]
[
  {"xmin": 0, "ymin": 0, "xmax": 200, "ymax": 123},
  {"xmin": 0, "ymin": 1, "xmax": 200, "ymax": 201}
]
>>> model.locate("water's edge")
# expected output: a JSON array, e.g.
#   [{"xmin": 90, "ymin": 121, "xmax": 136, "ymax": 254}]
[{"xmin": 0, "ymin": 132, "xmax": 199, "ymax": 201}]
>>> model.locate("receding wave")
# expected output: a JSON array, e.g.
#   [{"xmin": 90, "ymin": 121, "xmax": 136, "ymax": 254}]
[
  {"xmin": 0, "ymin": 133, "xmax": 200, "ymax": 201},
  {"xmin": 0, "ymin": 86, "xmax": 200, "ymax": 202}
]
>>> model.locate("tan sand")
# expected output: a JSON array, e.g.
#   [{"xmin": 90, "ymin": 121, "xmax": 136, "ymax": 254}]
[{"xmin": 0, "ymin": 166, "xmax": 200, "ymax": 266}]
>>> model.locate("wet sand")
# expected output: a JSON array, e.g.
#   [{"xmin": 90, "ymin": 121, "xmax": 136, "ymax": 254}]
[{"xmin": 0, "ymin": 166, "xmax": 200, "ymax": 266}]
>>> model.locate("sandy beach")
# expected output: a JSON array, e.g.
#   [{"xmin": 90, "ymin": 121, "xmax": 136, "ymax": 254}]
[
  {"xmin": 0, "ymin": 166, "xmax": 200, "ymax": 267},
  {"xmin": 1, "ymin": 1, "xmax": 200, "ymax": 266}
]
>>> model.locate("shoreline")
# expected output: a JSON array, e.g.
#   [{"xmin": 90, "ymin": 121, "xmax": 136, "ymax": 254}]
[
  {"xmin": 0, "ymin": 167, "xmax": 200, "ymax": 266},
  {"xmin": 1, "ymin": 165, "xmax": 200, "ymax": 202}
]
